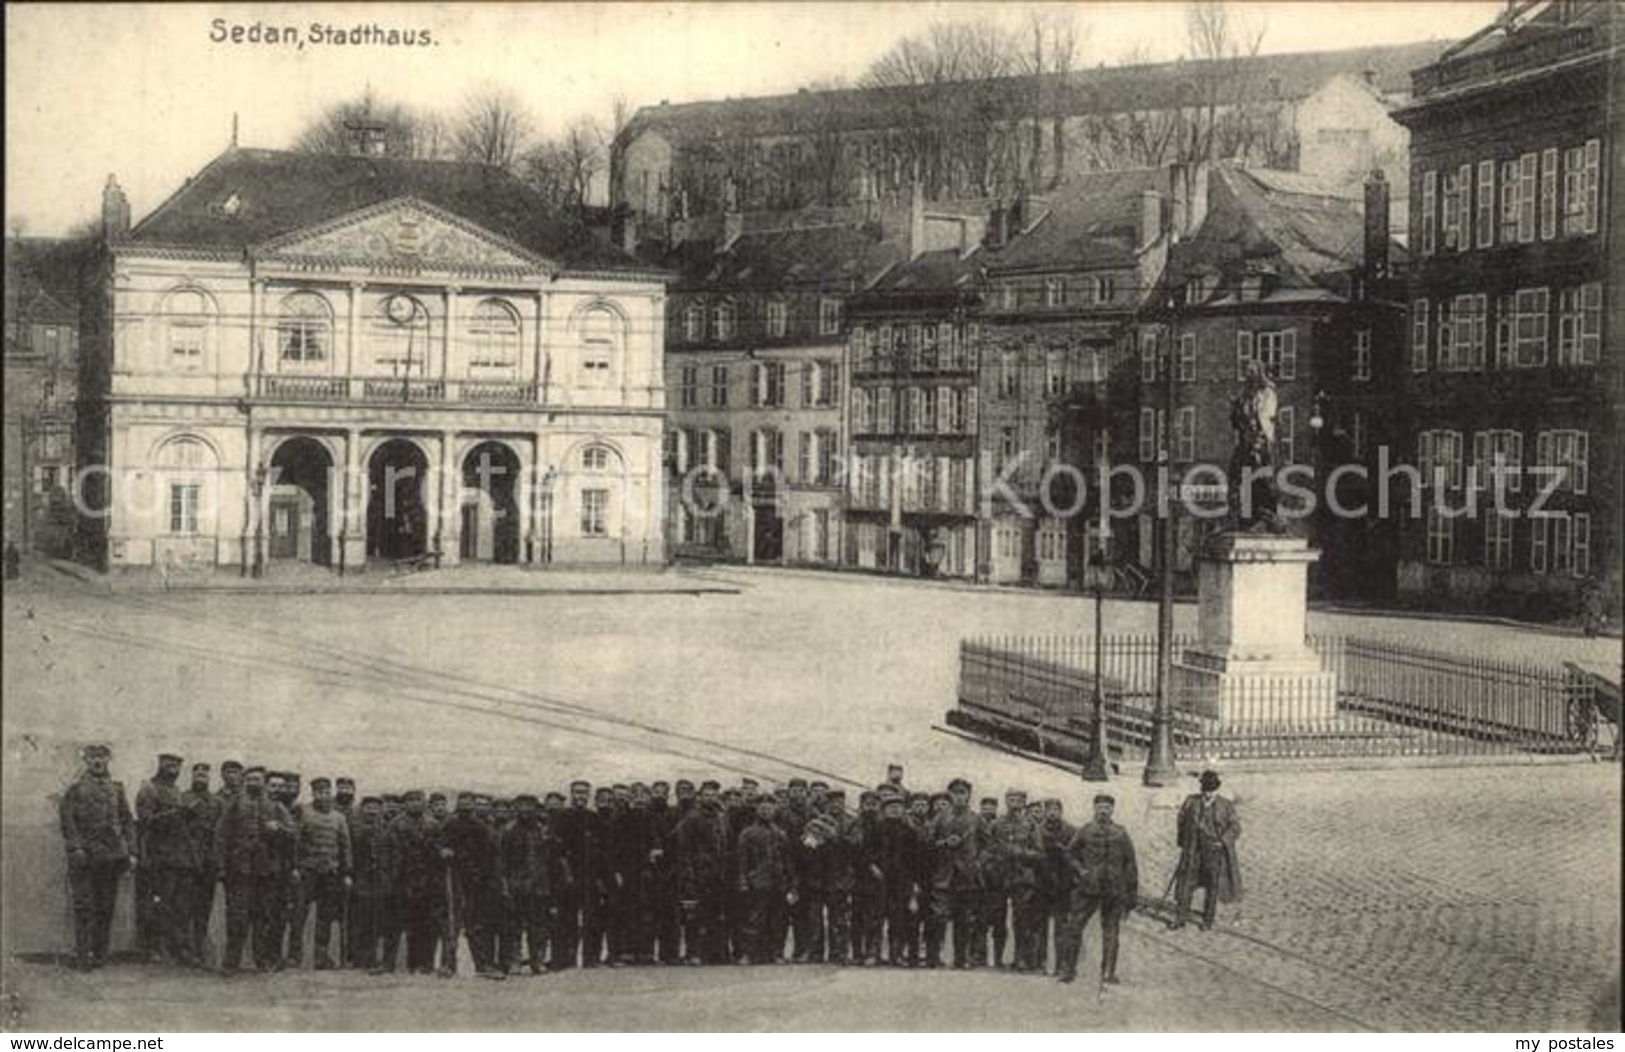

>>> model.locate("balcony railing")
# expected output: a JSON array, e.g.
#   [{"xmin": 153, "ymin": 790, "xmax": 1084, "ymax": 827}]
[{"xmin": 253, "ymin": 373, "xmax": 540, "ymax": 406}]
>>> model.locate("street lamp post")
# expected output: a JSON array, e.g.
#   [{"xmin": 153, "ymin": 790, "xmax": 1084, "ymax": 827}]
[
  {"xmin": 1143, "ymin": 305, "xmax": 1179, "ymax": 787},
  {"xmin": 1080, "ymin": 528, "xmax": 1111, "ymax": 782},
  {"xmin": 541, "ymin": 465, "xmax": 557, "ymax": 566}
]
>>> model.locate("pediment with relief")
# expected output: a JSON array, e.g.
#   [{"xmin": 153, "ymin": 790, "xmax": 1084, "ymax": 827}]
[{"xmin": 258, "ymin": 199, "xmax": 548, "ymax": 274}]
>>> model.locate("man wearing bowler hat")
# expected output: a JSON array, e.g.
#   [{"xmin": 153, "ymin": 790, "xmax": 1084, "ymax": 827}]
[{"xmin": 1172, "ymin": 770, "xmax": 1242, "ymax": 931}]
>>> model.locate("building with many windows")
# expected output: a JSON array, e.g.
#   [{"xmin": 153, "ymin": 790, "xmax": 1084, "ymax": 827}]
[
  {"xmin": 76, "ymin": 148, "xmax": 669, "ymax": 574},
  {"xmin": 661, "ymin": 213, "xmax": 901, "ymax": 564},
  {"xmin": 1392, "ymin": 0, "xmax": 1620, "ymax": 617},
  {"xmin": 1133, "ymin": 165, "xmax": 1408, "ymax": 598},
  {"xmin": 4, "ymin": 236, "xmax": 88, "ymax": 556}
]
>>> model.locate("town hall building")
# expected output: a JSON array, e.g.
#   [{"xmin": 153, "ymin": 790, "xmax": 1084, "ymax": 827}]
[{"xmin": 77, "ymin": 147, "xmax": 669, "ymax": 574}]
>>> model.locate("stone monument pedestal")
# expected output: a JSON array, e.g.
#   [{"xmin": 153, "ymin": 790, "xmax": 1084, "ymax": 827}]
[{"xmin": 1173, "ymin": 532, "xmax": 1337, "ymax": 725}]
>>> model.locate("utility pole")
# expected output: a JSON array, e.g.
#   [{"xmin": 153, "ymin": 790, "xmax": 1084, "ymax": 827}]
[{"xmin": 1143, "ymin": 298, "xmax": 1179, "ymax": 787}]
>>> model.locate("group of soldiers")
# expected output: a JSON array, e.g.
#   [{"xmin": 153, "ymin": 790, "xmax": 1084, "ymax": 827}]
[{"xmin": 60, "ymin": 747, "xmax": 1242, "ymax": 987}]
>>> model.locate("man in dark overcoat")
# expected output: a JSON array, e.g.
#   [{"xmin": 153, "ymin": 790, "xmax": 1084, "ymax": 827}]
[{"xmin": 1172, "ymin": 770, "xmax": 1242, "ymax": 930}]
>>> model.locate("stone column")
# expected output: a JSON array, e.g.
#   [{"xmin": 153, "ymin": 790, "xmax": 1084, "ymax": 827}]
[
  {"xmin": 516, "ymin": 440, "xmax": 536, "ymax": 567},
  {"xmin": 534, "ymin": 290, "xmax": 548, "ymax": 402},
  {"xmin": 345, "ymin": 282, "xmax": 364, "ymax": 396},
  {"xmin": 242, "ymin": 426, "xmax": 261, "ymax": 577},
  {"xmin": 249, "ymin": 280, "xmax": 266, "ymax": 394},
  {"xmin": 436, "ymin": 433, "xmax": 459, "ymax": 564},
  {"xmin": 340, "ymin": 428, "xmax": 366, "ymax": 573},
  {"xmin": 442, "ymin": 286, "xmax": 459, "ymax": 384}
]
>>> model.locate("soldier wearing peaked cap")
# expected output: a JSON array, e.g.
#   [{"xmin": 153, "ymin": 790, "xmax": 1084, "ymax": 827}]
[
  {"xmin": 293, "ymin": 778, "xmax": 352, "ymax": 970},
  {"xmin": 388, "ymin": 789, "xmax": 453, "ymax": 976},
  {"xmin": 1056, "ymin": 794, "xmax": 1137, "ymax": 986},
  {"xmin": 214, "ymin": 766, "xmax": 294, "ymax": 974},
  {"xmin": 60, "ymin": 744, "xmax": 135, "ymax": 970},
  {"xmin": 443, "ymin": 790, "xmax": 502, "ymax": 976},
  {"xmin": 925, "ymin": 778, "xmax": 983, "ymax": 969},
  {"xmin": 136, "ymin": 752, "xmax": 197, "ymax": 965},
  {"xmin": 180, "ymin": 763, "xmax": 221, "ymax": 963}
]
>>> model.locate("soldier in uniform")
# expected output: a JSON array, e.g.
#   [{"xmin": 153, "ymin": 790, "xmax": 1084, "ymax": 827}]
[
  {"xmin": 331, "ymin": 776, "xmax": 357, "ymax": 966},
  {"xmin": 672, "ymin": 779, "xmax": 727, "ymax": 964},
  {"xmin": 806, "ymin": 789, "xmax": 858, "ymax": 964},
  {"xmin": 926, "ymin": 778, "xmax": 984, "ymax": 969},
  {"xmin": 293, "ymin": 777, "xmax": 352, "ymax": 969},
  {"xmin": 974, "ymin": 795, "xmax": 1004, "ymax": 968},
  {"xmin": 1036, "ymin": 798, "xmax": 1074, "ymax": 973},
  {"xmin": 135, "ymin": 752, "xmax": 197, "ymax": 965},
  {"xmin": 1055, "ymin": 793, "xmax": 1138, "ymax": 986},
  {"xmin": 779, "ymin": 778, "xmax": 814, "ymax": 961},
  {"xmin": 214, "ymin": 766, "xmax": 293, "ymax": 974},
  {"xmin": 991, "ymin": 789, "xmax": 1044, "ymax": 973},
  {"xmin": 444, "ymin": 791, "xmax": 503, "ymax": 975},
  {"xmin": 59, "ymin": 743, "xmax": 136, "ymax": 970},
  {"xmin": 180, "ymin": 763, "xmax": 222, "ymax": 963},
  {"xmin": 268, "ymin": 771, "xmax": 302, "ymax": 968},
  {"xmin": 350, "ymin": 797, "xmax": 394, "ymax": 973},
  {"xmin": 646, "ymin": 781, "xmax": 682, "ymax": 964},
  {"xmin": 903, "ymin": 792, "xmax": 933, "ymax": 965},
  {"xmin": 735, "ymin": 795, "xmax": 793, "ymax": 964},
  {"xmin": 851, "ymin": 790, "xmax": 885, "ymax": 965},
  {"xmin": 500, "ymin": 794, "xmax": 573, "ymax": 975},
  {"xmin": 872, "ymin": 793, "xmax": 920, "ymax": 966},
  {"xmin": 553, "ymin": 781, "xmax": 598, "ymax": 969},
  {"xmin": 1172, "ymin": 770, "xmax": 1242, "ymax": 931},
  {"xmin": 389, "ymin": 789, "xmax": 453, "ymax": 976}
]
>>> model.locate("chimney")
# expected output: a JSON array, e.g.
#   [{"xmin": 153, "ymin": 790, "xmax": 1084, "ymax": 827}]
[
  {"xmin": 1139, "ymin": 188, "xmax": 1162, "ymax": 250},
  {"xmin": 985, "ymin": 197, "xmax": 1008, "ymax": 249},
  {"xmin": 908, "ymin": 181, "xmax": 925, "ymax": 261},
  {"xmin": 102, "ymin": 175, "xmax": 130, "ymax": 242},
  {"xmin": 1363, "ymin": 169, "xmax": 1391, "ymax": 282}
]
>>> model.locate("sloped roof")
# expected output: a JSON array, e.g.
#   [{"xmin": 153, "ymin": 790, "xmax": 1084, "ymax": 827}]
[
  {"xmin": 1180, "ymin": 166, "xmax": 1366, "ymax": 303},
  {"xmin": 623, "ymin": 40, "xmax": 1448, "ymax": 145},
  {"xmin": 127, "ymin": 148, "xmax": 653, "ymax": 274},
  {"xmin": 667, "ymin": 222, "xmax": 904, "ymax": 291},
  {"xmin": 4, "ymin": 237, "xmax": 90, "ymax": 322},
  {"xmin": 983, "ymin": 167, "xmax": 1166, "ymax": 273}
]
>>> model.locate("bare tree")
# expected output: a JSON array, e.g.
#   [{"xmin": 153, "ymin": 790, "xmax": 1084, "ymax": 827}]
[
  {"xmin": 452, "ymin": 87, "xmax": 533, "ymax": 169},
  {"xmin": 517, "ymin": 116, "xmax": 609, "ymax": 216},
  {"xmin": 1016, "ymin": 10, "xmax": 1084, "ymax": 189}
]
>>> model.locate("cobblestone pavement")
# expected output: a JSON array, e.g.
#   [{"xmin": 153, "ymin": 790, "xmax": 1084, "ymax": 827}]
[
  {"xmin": 1132, "ymin": 763, "xmax": 1621, "ymax": 1032},
  {"xmin": 3, "ymin": 567, "xmax": 1619, "ymax": 1030}
]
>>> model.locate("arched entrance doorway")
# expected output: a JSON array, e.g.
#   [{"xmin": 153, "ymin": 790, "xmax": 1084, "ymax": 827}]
[
  {"xmin": 367, "ymin": 439, "xmax": 430, "ymax": 560},
  {"xmin": 460, "ymin": 440, "xmax": 521, "ymax": 564},
  {"xmin": 267, "ymin": 436, "xmax": 335, "ymax": 567}
]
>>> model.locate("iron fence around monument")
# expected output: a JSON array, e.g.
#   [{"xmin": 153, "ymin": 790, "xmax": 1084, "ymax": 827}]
[{"xmin": 949, "ymin": 633, "xmax": 1607, "ymax": 763}]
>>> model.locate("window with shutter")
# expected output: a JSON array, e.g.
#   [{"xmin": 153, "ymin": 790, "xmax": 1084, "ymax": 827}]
[
  {"xmin": 1500, "ymin": 159, "xmax": 1520, "ymax": 243},
  {"xmin": 1412, "ymin": 302, "xmax": 1428, "ymax": 371},
  {"xmin": 1530, "ymin": 516, "xmax": 1548, "ymax": 574},
  {"xmin": 965, "ymin": 388, "xmax": 978, "ymax": 433},
  {"xmin": 1540, "ymin": 148, "xmax": 1558, "ymax": 240},
  {"xmin": 1574, "ymin": 513, "xmax": 1591, "ymax": 576},
  {"xmin": 1236, "ymin": 330, "xmax": 1255, "ymax": 380},
  {"xmin": 1139, "ymin": 408, "xmax": 1157, "ymax": 463},
  {"xmin": 1582, "ymin": 139, "xmax": 1599, "ymax": 234},
  {"xmin": 1476, "ymin": 160, "xmax": 1495, "ymax": 248},
  {"xmin": 1419, "ymin": 170, "xmax": 1437, "ymax": 255},
  {"xmin": 1494, "ymin": 294, "xmax": 1514, "ymax": 368},
  {"xmin": 1278, "ymin": 406, "xmax": 1296, "ymax": 465},
  {"xmin": 1517, "ymin": 152, "xmax": 1537, "ymax": 242}
]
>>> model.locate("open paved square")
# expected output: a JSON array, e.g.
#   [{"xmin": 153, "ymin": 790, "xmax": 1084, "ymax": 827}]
[{"xmin": 2, "ymin": 565, "xmax": 1619, "ymax": 1030}]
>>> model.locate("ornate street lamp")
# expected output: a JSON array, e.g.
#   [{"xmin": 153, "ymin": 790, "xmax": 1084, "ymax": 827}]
[
  {"xmin": 1080, "ymin": 529, "xmax": 1111, "ymax": 782},
  {"xmin": 1143, "ymin": 299, "xmax": 1179, "ymax": 788}
]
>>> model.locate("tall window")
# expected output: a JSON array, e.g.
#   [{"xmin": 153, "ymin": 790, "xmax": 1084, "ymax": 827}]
[
  {"xmin": 277, "ymin": 291, "xmax": 332, "ymax": 365},
  {"xmin": 1044, "ymin": 278, "xmax": 1065, "ymax": 307},
  {"xmin": 1419, "ymin": 170, "xmax": 1437, "ymax": 255},
  {"xmin": 1353, "ymin": 329, "xmax": 1372, "ymax": 381},
  {"xmin": 1517, "ymin": 152, "xmax": 1537, "ymax": 243},
  {"xmin": 766, "ymin": 300, "xmax": 788, "ymax": 339},
  {"xmin": 467, "ymin": 299, "xmax": 520, "ymax": 370},
  {"xmin": 1177, "ymin": 333, "xmax": 1196, "ymax": 381},
  {"xmin": 1540, "ymin": 147, "xmax": 1559, "ymax": 240},
  {"xmin": 818, "ymin": 297, "xmax": 841, "ymax": 336},
  {"xmin": 1484, "ymin": 511, "xmax": 1515, "ymax": 571},
  {"xmin": 1442, "ymin": 294, "xmax": 1486, "ymax": 371},
  {"xmin": 1176, "ymin": 406, "xmax": 1196, "ymax": 462},
  {"xmin": 1512, "ymin": 287, "xmax": 1549, "ymax": 367},
  {"xmin": 1562, "ymin": 139, "xmax": 1600, "ymax": 236},
  {"xmin": 1476, "ymin": 160, "xmax": 1495, "ymax": 248},
  {"xmin": 580, "ymin": 489, "xmax": 609, "ymax": 536},
  {"xmin": 679, "ymin": 365, "xmax": 699, "ymax": 408},
  {"xmin": 1441, "ymin": 168, "xmax": 1463, "ymax": 251},
  {"xmin": 1494, "ymin": 294, "xmax": 1514, "ymax": 369},
  {"xmin": 1001, "ymin": 351, "xmax": 1019, "ymax": 397},
  {"xmin": 1255, "ymin": 330, "xmax": 1297, "ymax": 380},
  {"xmin": 1536, "ymin": 430, "xmax": 1589, "ymax": 494},
  {"xmin": 1411, "ymin": 299, "xmax": 1429, "ymax": 371},
  {"xmin": 1557, "ymin": 283, "xmax": 1603, "ymax": 366},
  {"xmin": 683, "ymin": 303, "xmax": 704, "ymax": 342},
  {"xmin": 1532, "ymin": 513, "xmax": 1591, "ymax": 577},
  {"xmin": 712, "ymin": 301, "xmax": 735, "ymax": 342},
  {"xmin": 580, "ymin": 306, "xmax": 618, "ymax": 385},
  {"xmin": 750, "ymin": 429, "xmax": 783, "ymax": 476},
  {"xmin": 1473, "ymin": 430, "xmax": 1524, "ymax": 495},
  {"xmin": 1277, "ymin": 406, "xmax": 1296, "ymax": 465},
  {"xmin": 155, "ymin": 436, "xmax": 216, "ymax": 536},
  {"xmin": 710, "ymin": 364, "xmax": 729, "ymax": 406},
  {"xmin": 1143, "ymin": 332, "xmax": 1161, "ymax": 382},
  {"xmin": 165, "ymin": 289, "xmax": 212, "ymax": 370},
  {"xmin": 1418, "ymin": 430, "xmax": 1464, "ymax": 489},
  {"xmin": 751, "ymin": 361, "xmax": 785, "ymax": 407},
  {"xmin": 1139, "ymin": 407, "xmax": 1159, "ymax": 463},
  {"xmin": 1426, "ymin": 507, "xmax": 1454, "ymax": 566},
  {"xmin": 1046, "ymin": 352, "xmax": 1065, "ymax": 395}
]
